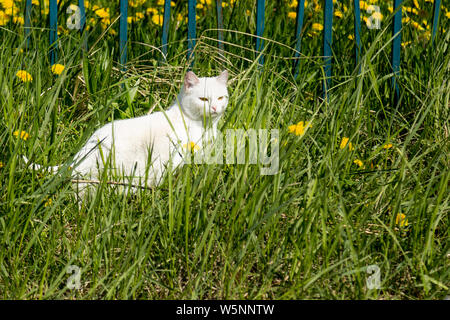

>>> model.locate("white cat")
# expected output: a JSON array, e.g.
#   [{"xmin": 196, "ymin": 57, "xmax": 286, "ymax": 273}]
[{"xmin": 24, "ymin": 70, "xmax": 229, "ymax": 195}]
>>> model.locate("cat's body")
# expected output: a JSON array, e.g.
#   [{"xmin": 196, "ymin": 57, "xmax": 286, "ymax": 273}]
[{"xmin": 24, "ymin": 70, "xmax": 229, "ymax": 195}]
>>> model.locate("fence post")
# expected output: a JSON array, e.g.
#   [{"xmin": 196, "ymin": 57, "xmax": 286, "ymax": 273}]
[
  {"xmin": 78, "ymin": 0, "xmax": 87, "ymax": 51},
  {"xmin": 24, "ymin": 0, "xmax": 32, "ymax": 49},
  {"xmin": 323, "ymin": 0, "xmax": 333, "ymax": 99},
  {"xmin": 353, "ymin": 0, "xmax": 361, "ymax": 74},
  {"xmin": 119, "ymin": 0, "xmax": 128, "ymax": 71},
  {"xmin": 293, "ymin": 0, "xmax": 305, "ymax": 78},
  {"xmin": 188, "ymin": 0, "xmax": 196, "ymax": 68},
  {"xmin": 161, "ymin": 0, "xmax": 171, "ymax": 59},
  {"xmin": 216, "ymin": 0, "xmax": 224, "ymax": 54},
  {"xmin": 256, "ymin": 0, "xmax": 265, "ymax": 67},
  {"xmin": 391, "ymin": 0, "xmax": 402, "ymax": 105},
  {"xmin": 431, "ymin": 0, "xmax": 441, "ymax": 44},
  {"xmin": 49, "ymin": 0, "xmax": 57, "ymax": 65}
]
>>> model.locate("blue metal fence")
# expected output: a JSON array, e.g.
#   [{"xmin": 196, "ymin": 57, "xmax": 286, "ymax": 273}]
[{"xmin": 23, "ymin": 0, "xmax": 443, "ymax": 100}]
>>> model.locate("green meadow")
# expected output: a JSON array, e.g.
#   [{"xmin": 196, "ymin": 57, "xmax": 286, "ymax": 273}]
[{"xmin": 0, "ymin": 0, "xmax": 448, "ymax": 299}]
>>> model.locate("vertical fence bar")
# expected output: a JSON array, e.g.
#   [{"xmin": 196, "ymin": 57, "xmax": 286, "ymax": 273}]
[
  {"xmin": 431, "ymin": 0, "xmax": 441, "ymax": 44},
  {"xmin": 293, "ymin": 0, "xmax": 305, "ymax": 78},
  {"xmin": 323, "ymin": 0, "xmax": 333, "ymax": 99},
  {"xmin": 392, "ymin": 0, "xmax": 402, "ymax": 105},
  {"xmin": 256, "ymin": 0, "xmax": 265, "ymax": 67},
  {"xmin": 161, "ymin": 0, "xmax": 171, "ymax": 59},
  {"xmin": 187, "ymin": 0, "xmax": 196, "ymax": 68},
  {"xmin": 353, "ymin": 0, "xmax": 361, "ymax": 74},
  {"xmin": 216, "ymin": 0, "xmax": 224, "ymax": 54},
  {"xmin": 119, "ymin": 0, "xmax": 128, "ymax": 71},
  {"xmin": 49, "ymin": 0, "xmax": 57, "ymax": 65},
  {"xmin": 24, "ymin": 0, "xmax": 32, "ymax": 49},
  {"xmin": 78, "ymin": 0, "xmax": 87, "ymax": 51}
]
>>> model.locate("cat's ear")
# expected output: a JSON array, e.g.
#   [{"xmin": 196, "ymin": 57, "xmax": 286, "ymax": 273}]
[
  {"xmin": 216, "ymin": 70, "xmax": 228, "ymax": 85},
  {"xmin": 184, "ymin": 71, "xmax": 200, "ymax": 90}
]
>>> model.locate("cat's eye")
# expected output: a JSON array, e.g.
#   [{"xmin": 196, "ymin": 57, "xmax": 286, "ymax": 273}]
[
  {"xmin": 199, "ymin": 97, "xmax": 209, "ymax": 102},
  {"xmin": 217, "ymin": 96, "xmax": 225, "ymax": 100}
]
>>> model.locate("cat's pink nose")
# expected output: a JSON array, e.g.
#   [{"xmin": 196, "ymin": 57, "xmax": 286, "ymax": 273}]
[{"xmin": 212, "ymin": 106, "xmax": 217, "ymax": 112}]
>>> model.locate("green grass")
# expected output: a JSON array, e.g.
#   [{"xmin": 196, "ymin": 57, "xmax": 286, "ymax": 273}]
[{"xmin": 0, "ymin": 0, "xmax": 449, "ymax": 299}]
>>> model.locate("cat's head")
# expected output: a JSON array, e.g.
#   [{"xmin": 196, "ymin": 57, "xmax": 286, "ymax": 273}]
[{"xmin": 180, "ymin": 70, "xmax": 229, "ymax": 121}]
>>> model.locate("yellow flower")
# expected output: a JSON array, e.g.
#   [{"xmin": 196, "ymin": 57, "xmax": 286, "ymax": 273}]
[
  {"xmin": 395, "ymin": 213, "xmax": 409, "ymax": 227},
  {"xmin": 147, "ymin": 7, "xmax": 158, "ymax": 15},
  {"xmin": 288, "ymin": 121, "xmax": 312, "ymax": 136},
  {"xmin": 51, "ymin": 64, "xmax": 65, "ymax": 75},
  {"xmin": 383, "ymin": 143, "xmax": 393, "ymax": 149},
  {"xmin": 411, "ymin": 21, "xmax": 424, "ymax": 31},
  {"xmin": 0, "ymin": 161, "xmax": 4, "ymax": 169},
  {"xmin": 196, "ymin": 3, "xmax": 204, "ymax": 9},
  {"xmin": 94, "ymin": 8, "xmax": 109, "ymax": 19},
  {"xmin": 16, "ymin": 70, "xmax": 33, "ymax": 83},
  {"xmin": 334, "ymin": 10, "xmax": 343, "ymax": 18},
  {"xmin": 348, "ymin": 34, "xmax": 355, "ymax": 40},
  {"xmin": 13, "ymin": 130, "xmax": 30, "ymax": 141},
  {"xmin": 360, "ymin": 1, "xmax": 368, "ymax": 11},
  {"xmin": 44, "ymin": 197, "xmax": 53, "ymax": 207},
  {"xmin": 183, "ymin": 141, "xmax": 200, "ymax": 152},
  {"xmin": 446, "ymin": 12, "xmax": 450, "ymax": 19},
  {"xmin": 413, "ymin": 0, "xmax": 420, "ymax": 9},
  {"xmin": 401, "ymin": 41, "xmax": 411, "ymax": 48},
  {"xmin": 13, "ymin": 16, "xmax": 24, "ymax": 25},
  {"xmin": 353, "ymin": 159, "xmax": 364, "ymax": 168},
  {"xmin": 222, "ymin": 2, "xmax": 228, "ymax": 7},
  {"xmin": 340, "ymin": 137, "xmax": 354, "ymax": 151},
  {"xmin": 312, "ymin": 23, "xmax": 323, "ymax": 31},
  {"xmin": 288, "ymin": 12, "xmax": 297, "ymax": 19},
  {"xmin": 152, "ymin": 14, "xmax": 163, "ymax": 26}
]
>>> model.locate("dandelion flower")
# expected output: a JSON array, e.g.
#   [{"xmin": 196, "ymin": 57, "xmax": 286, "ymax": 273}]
[
  {"xmin": 401, "ymin": 41, "xmax": 411, "ymax": 48},
  {"xmin": 395, "ymin": 213, "xmax": 409, "ymax": 227},
  {"xmin": 183, "ymin": 141, "xmax": 200, "ymax": 152},
  {"xmin": 152, "ymin": 14, "xmax": 163, "ymax": 26},
  {"xmin": 340, "ymin": 137, "xmax": 354, "ymax": 151},
  {"xmin": 312, "ymin": 23, "xmax": 324, "ymax": 31},
  {"xmin": 13, "ymin": 130, "xmax": 30, "ymax": 141},
  {"xmin": 0, "ymin": 161, "xmax": 4, "ymax": 169},
  {"xmin": 44, "ymin": 198, "xmax": 53, "ymax": 207},
  {"xmin": 288, "ymin": 12, "xmax": 297, "ymax": 19},
  {"xmin": 16, "ymin": 70, "xmax": 33, "ymax": 83},
  {"xmin": 51, "ymin": 64, "xmax": 65, "ymax": 75},
  {"xmin": 94, "ymin": 8, "xmax": 110, "ymax": 19},
  {"xmin": 383, "ymin": 143, "xmax": 393, "ymax": 149},
  {"xmin": 353, "ymin": 159, "xmax": 364, "ymax": 168},
  {"xmin": 147, "ymin": 7, "xmax": 158, "ymax": 15},
  {"xmin": 334, "ymin": 10, "xmax": 343, "ymax": 18},
  {"xmin": 348, "ymin": 34, "xmax": 355, "ymax": 40},
  {"xmin": 288, "ymin": 121, "xmax": 312, "ymax": 136}
]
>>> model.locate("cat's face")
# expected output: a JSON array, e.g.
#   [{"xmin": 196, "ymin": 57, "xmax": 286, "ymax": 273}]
[{"xmin": 181, "ymin": 70, "xmax": 229, "ymax": 120}]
